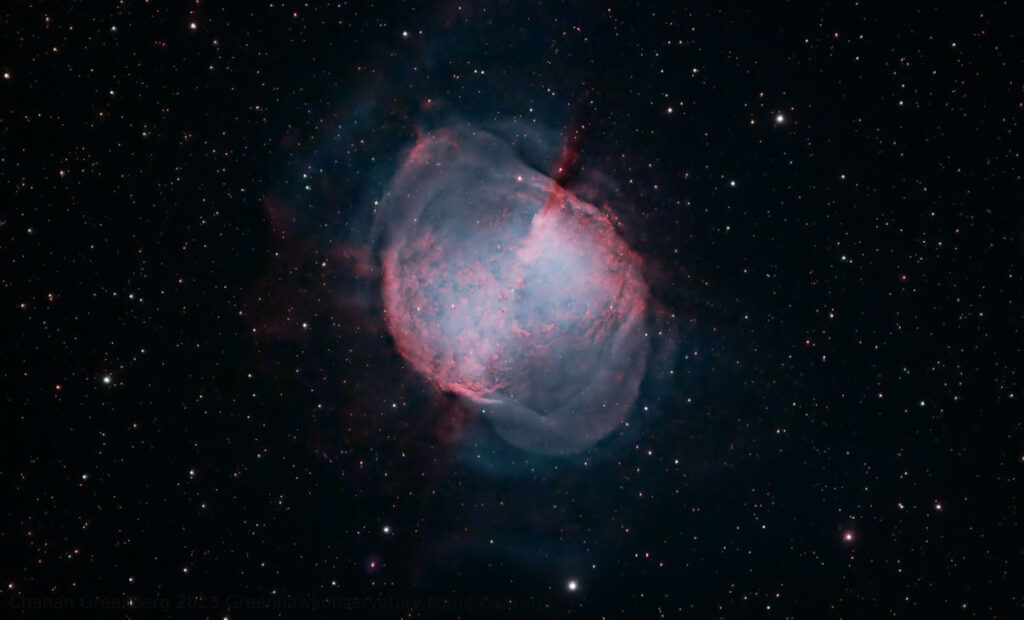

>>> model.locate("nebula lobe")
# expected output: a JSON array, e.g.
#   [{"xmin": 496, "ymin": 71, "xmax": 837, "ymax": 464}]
[{"xmin": 379, "ymin": 124, "xmax": 649, "ymax": 454}]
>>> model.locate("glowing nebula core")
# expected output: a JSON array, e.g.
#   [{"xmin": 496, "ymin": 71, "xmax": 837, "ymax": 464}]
[{"xmin": 378, "ymin": 124, "xmax": 650, "ymax": 455}]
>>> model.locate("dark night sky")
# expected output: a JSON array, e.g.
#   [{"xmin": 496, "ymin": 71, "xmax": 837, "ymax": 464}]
[{"xmin": 2, "ymin": 1, "xmax": 1021, "ymax": 618}]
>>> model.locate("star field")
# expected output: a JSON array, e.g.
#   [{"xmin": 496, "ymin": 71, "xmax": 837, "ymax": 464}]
[{"xmin": 2, "ymin": 2, "xmax": 1021, "ymax": 618}]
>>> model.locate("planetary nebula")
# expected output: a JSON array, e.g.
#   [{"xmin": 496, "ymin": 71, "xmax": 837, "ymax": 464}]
[{"xmin": 378, "ymin": 124, "xmax": 650, "ymax": 455}]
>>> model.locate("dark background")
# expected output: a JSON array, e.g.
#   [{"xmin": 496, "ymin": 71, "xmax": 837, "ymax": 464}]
[{"xmin": 2, "ymin": 1, "xmax": 1020, "ymax": 617}]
